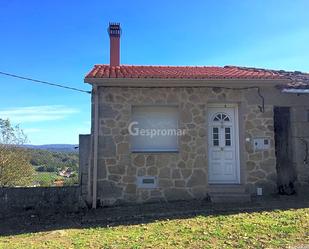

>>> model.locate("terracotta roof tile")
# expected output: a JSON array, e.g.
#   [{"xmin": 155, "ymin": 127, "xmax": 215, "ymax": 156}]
[
  {"xmin": 85, "ymin": 65, "xmax": 282, "ymax": 80},
  {"xmin": 85, "ymin": 65, "xmax": 309, "ymax": 89}
]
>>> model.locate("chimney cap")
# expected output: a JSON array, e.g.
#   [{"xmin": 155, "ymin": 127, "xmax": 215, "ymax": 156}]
[{"xmin": 108, "ymin": 22, "xmax": 121, "ymax": 37}]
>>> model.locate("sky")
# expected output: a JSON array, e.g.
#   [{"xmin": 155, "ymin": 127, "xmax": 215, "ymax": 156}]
[{"xmin": 0, "ymin": 0, "xmax": 308, "ymax": 145}]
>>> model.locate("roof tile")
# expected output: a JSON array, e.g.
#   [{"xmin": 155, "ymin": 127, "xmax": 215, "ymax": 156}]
[
  {"xmin": 85, "ymin": 65, "xmax": 282, "ymax": 80},
  {"xmin": 85, "ymin": 65, "xmax": 309, "ymax": 89}
]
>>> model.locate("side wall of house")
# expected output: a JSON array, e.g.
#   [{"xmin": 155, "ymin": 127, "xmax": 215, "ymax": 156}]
[
  {"xmin": 79, "ymin": 134, "xmax": 92, "ymax": 205},
  {"xmin": 291, "ymin": 106, "xmax": 309, "ymax": 192},
  {"xmin": 94, "ymin": 86, "xmax": 282, "ymax": 205}
]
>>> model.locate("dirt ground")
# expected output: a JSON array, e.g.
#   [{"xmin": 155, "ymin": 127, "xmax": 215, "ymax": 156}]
[{"xmin": 1, "ymin": 194, "xmax": 309, "ymax": 237}]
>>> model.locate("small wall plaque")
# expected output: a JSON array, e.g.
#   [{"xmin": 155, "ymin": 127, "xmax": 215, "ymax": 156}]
[{"xmin": 137, "ymin": 176, "xmax": 157, "ymax": 188}]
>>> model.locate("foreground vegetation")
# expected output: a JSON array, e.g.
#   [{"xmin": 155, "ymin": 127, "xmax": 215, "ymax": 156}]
[
  {"xmin": 0, "ymin": 119, "xmax": 34, "ymax": 187},
  {"xmin": 0, "ymin": 118, "xmax": 79, "ymax": 187},
  {"xmin": 0, "ymin": 208, "xmax": 308, "ymax": 249}
]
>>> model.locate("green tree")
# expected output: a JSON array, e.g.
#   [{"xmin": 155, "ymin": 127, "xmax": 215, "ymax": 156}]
[{"xmin": 0, "ymin": 119, "xmax": 34, "ymax": 187}]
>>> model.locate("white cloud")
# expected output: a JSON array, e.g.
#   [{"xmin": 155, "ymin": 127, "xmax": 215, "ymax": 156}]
[
  {"xmin": 23, "ymin": 128, "xmax": 42, "ymax": 133},
  {"xmin": 0, "ymin": 105, "xmax": 79, "ymax": 123}
]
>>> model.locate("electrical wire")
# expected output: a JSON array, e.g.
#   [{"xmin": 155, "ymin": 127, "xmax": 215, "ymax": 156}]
[
  {"xmin": 0, "ymin": 71, "xmax": 266, "ymax": 112},
  {"xmin": 0, "ymin": 71, "xmax": 91, "ymax": 94}
]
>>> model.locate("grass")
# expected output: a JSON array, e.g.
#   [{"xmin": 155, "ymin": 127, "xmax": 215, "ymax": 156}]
[
  {"xmin": 33, "ymin": 172, "xmax": 58, "ymax": 186},
  {"xmin": 0, "ymin": 208, "xmax": 308, "ymax": 249}
]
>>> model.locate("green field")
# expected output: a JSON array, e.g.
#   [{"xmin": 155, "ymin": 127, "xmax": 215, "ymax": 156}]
[
  {"xmin": 0, "ymin": 208, "xmax": 308, "ymax": 249},
  {"xmin": 33, "ymin": 172, "xmax": 78, "ymax": 186}
]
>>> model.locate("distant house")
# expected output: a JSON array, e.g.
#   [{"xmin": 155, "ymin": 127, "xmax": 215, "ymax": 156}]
[
  {"xmin": 59, "ymin": 167, "xmax": 74, "ymax": 178},
  {"xmin": 80, "ymin": 23, "xmax": 309, "ymax": 208}
]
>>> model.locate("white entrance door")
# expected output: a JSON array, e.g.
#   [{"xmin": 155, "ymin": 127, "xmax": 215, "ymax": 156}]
[{"xmin": 208, "ymin": 105, "xmax": 240, "ymax": 184}]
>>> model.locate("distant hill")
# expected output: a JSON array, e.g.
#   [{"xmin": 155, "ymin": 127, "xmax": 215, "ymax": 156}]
[{"xmin": 23, "ymin": 144, "xmax": 78, "ymax": 152}]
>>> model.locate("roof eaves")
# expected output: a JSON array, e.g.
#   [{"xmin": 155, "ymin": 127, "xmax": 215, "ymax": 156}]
[{"xmin": 84, "ymin": 77, "xmax": 288, "ymax": 88}]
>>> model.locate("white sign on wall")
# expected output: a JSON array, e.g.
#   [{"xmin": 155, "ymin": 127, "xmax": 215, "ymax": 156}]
[{"xmin": 253, "ymin": 138, "xmax": 271, "ymax": 150}]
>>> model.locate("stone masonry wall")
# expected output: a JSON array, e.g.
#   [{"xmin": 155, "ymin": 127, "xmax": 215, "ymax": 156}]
[
  {"xmin": 243, "ymin": 105, "xmax": 277, "ymax": 194},
  {"xmin": 0, "ymin": 186, "xmax": 82, "ymax": 218},
  {"xmin": 96, "ymin": 87, "xmax": 277, "ymax": 205}
]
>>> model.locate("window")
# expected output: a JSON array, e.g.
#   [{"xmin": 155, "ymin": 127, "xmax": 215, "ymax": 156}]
[
  {"xmin": 213, "ymin": 127, "xmax": 219, "ymax": 146},
  {"xmin": 225, "ymin": 127, "xmax": 231, "ymax": 146},
  {"xmin": 213, "ymin": 112, "xmax": 230, "ymax": 122},
  {"xmin": 130, "ymin": 106, "xmax": 179, "ymax": 152}
]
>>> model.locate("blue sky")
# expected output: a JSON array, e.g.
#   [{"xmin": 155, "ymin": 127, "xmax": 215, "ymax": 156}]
[{"xmin": 0, "ymin": 0, "xmax": 308, "ymax": 145}]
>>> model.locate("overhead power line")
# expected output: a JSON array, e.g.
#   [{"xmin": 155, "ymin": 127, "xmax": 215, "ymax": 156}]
[
  {"xmin": 0, "ymin": 71, "xmax": 265, "ymax": 112},
  {"xmin": 0, "ymin": 71, "xmax": 91, "ymax": 94}
]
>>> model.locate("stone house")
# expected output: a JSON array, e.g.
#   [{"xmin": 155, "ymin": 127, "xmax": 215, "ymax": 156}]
[{"xmin": 80, "ymin": 23, "xmax": 309, "ymax": 208}]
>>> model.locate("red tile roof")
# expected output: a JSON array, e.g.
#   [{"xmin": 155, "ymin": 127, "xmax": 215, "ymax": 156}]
[
  {"xmin": 85, "ymin": 65, "xmax": 282, "ymax": 80},
  {"xmin": 85, "ymin": 65, "xmax": 309, "ymax": 89},
  {"xmin": 276, "ymin": 70, "xmax": 309, "ymax": 89}
]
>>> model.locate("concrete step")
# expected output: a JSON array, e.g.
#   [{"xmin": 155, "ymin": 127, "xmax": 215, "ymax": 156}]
[
  {"xmin": 208, "ymin": 184, "xmax": 246, "ymax": 194},
  {"xmin": 209, "ymin": 193, "xmax": 251, "ymax": 203}
]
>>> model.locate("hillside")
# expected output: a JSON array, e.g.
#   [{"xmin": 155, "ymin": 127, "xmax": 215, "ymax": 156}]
[
  {"xmin": 27, "ymin": 148, "xmax": 79, "ymax": 186},
  {"xmin": 23, "ymin": 144, "xmax": 78, "ymax": 152}
]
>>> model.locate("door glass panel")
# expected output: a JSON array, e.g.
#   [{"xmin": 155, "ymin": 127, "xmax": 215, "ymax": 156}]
[
  {"xmin": 225, "ymin": 127, "xmax": 231, "ymax": 146},
  {"xmin": 213, "ymin": 127, "xmax": 219, "ymax": 146},
  {"xmin": 213, "ymin": 113, "xmax": 230, "ymax": 122}
]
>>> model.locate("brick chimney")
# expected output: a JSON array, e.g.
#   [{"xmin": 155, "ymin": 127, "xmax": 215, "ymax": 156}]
[{"xmin": 108, "ymin": 23, "xmax": 121, "ymax": 67}]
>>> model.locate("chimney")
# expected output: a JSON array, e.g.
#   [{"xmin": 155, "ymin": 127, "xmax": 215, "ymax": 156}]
[{"xmin": 108, "ymin": 23, "xmax": 121, "ymax": 67}]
